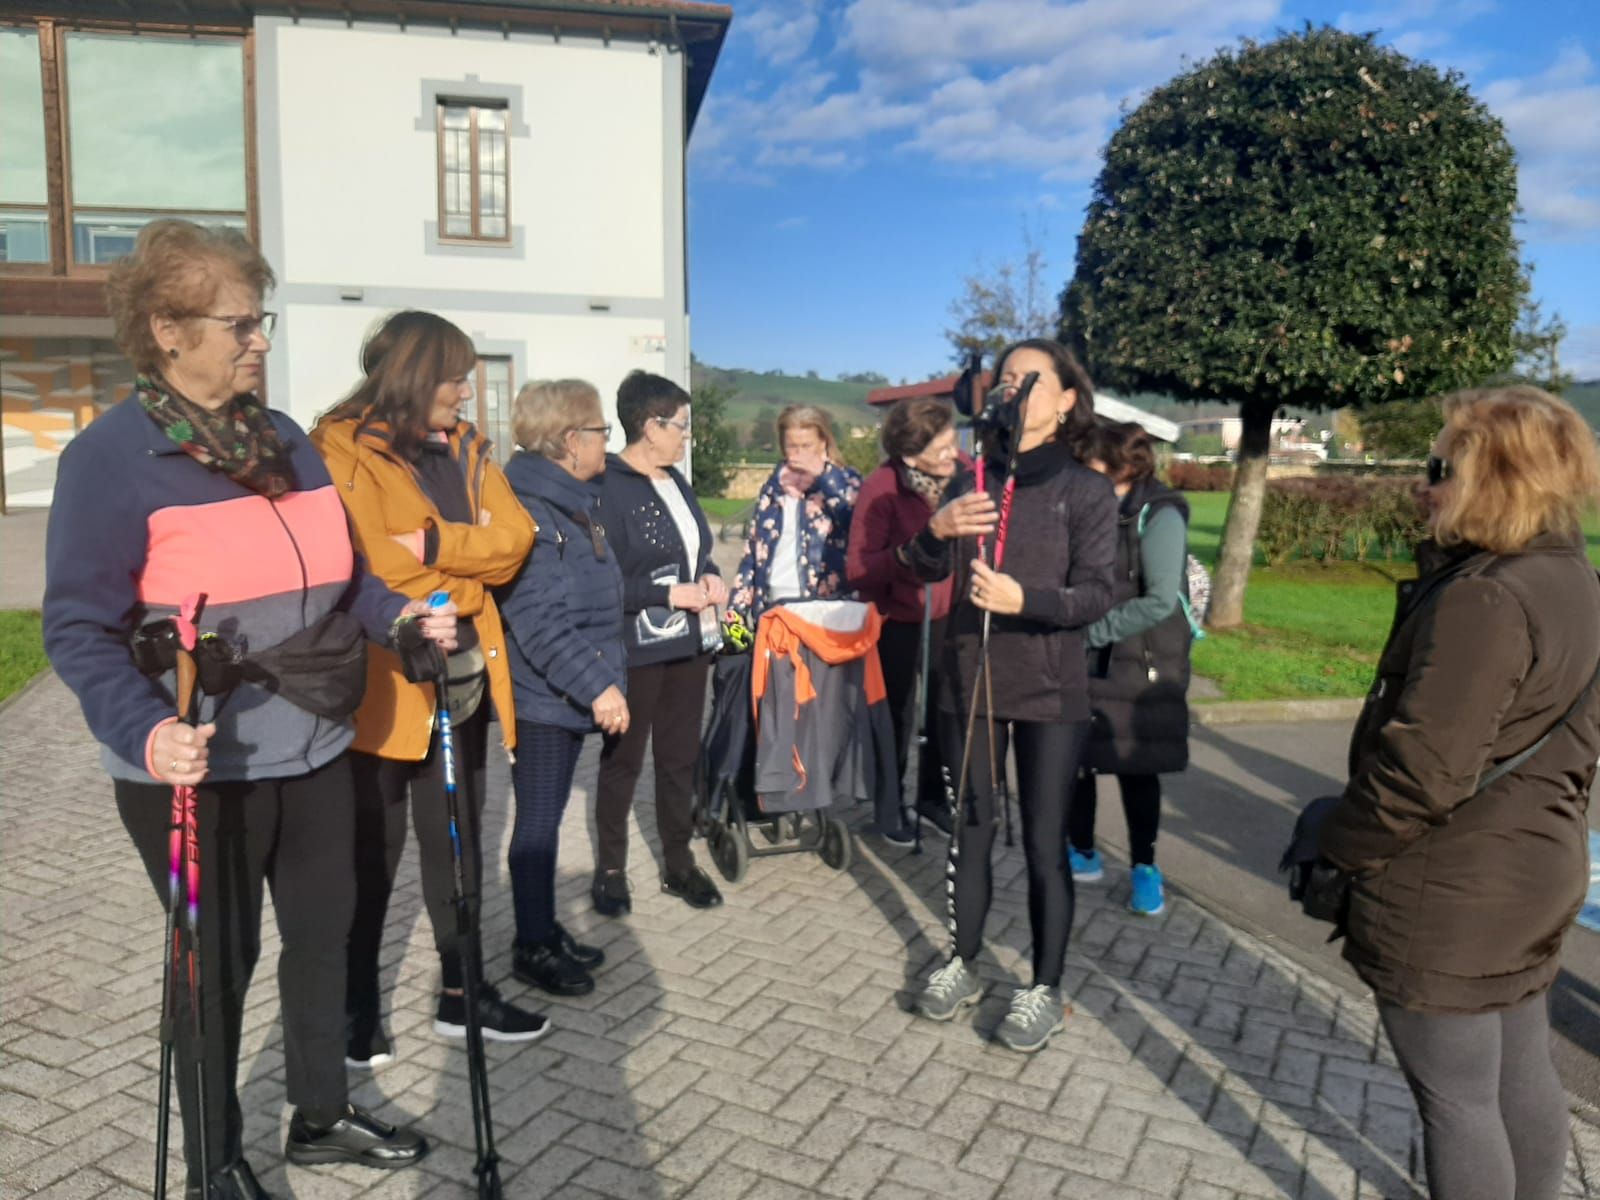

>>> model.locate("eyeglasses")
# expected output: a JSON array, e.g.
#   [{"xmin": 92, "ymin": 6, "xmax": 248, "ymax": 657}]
[
  {"xmin": 653, "ymin": 416, "xmax": 690, "ymax": 433},
  {"xmin": 1426, "ymin": 456, "xmax": 1451, "ymax": 487},
  {"xmin": 578, "ymin": 424, "xmax": 613, "ymax": 438},
  {"xmin": 197, "ymin": 313, "xmax": 276, "ymax": 343}
]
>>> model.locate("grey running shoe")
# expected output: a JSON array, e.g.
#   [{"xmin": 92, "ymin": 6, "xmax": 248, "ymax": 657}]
[
  {"xmin": 913, "ymin": 956, "xmax": 983, "ymax": 1021},
  {"xmin": 996, "ymin": 985, "xmax": 1066, "ymax": 1053}
]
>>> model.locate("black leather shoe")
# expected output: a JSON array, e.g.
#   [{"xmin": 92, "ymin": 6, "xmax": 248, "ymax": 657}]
[
  {"xmin": 553, "ymin": 921, "xmax": 605, "ymax": 968},
  {"xmin": 185, "ymin": 1159, "xmax": 272, "ymax": 1199},
  {"xmin": 915, "ymin": 801, "xmax": 954, "ymax": 837},
  {"xmin": 662, "ymin": 865, "xmax": 723, "ymax": 909},
  {"xmin": 513, "ymin": 939, "xmax": 595, "ymax": 996},
  {"xmin": 285, "ymin": 1105, "xmax": 427, "ymax": 1170},
  {"xmin": 592, "ymin": 869, "xmax": 632, "ymax": 916}
]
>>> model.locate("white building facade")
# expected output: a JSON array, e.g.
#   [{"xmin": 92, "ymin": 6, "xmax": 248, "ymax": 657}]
[{"xmin": 0, "ymin": 0, "xmax": 728, "ymax": 507}]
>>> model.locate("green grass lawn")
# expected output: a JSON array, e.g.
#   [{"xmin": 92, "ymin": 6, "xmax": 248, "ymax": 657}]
[
  {"xmin": 697, "ymin": 496, "xmax": 752, "ymax": 520},
  {"xmin": 0, "ymin": 611, "xmax": 48, "ymax": 702}
]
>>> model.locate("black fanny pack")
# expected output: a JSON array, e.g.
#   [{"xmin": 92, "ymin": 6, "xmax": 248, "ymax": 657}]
[{"xmin": 239, "ymin": 610, "xmax": 369, "ymax": 720}]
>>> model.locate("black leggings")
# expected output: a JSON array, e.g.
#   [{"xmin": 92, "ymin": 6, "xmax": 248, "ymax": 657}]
[
  {"xmin": 1068, "ymin": 771, "xmax": 1162, "ymax": 865},
  {"xmin": 116, "ymin": 758, "xmax": 354, "ymax": 1178},
  {"xmin": 942, "ymin": 713, "xmax": 1089, "ymax": 987},
  {"xmin": 346, "ymin": 705, "xmax": 488, "ymax": 1010},
  {"xmin": 1379, "ymin": 992, "xmax": 1568, "ymax": 1200},
  {"xmin": 877, "ymin": 615, "xmax": 948, "ymax": 814}
]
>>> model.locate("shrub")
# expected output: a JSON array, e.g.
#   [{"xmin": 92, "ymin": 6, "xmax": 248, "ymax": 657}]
[
  {"xmin": 1166, "ymin": 461, "xmax": 1234, "ymax": 492},
  {"xmin": 1255, "ymin": 476, "xmax": 1427, "ymax": 564}
]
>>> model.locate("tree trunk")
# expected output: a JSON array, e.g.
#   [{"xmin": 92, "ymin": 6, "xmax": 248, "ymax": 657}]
[{"xmin": 1208, "ymin": 398, "xmax": 1276, "ymax": 630}]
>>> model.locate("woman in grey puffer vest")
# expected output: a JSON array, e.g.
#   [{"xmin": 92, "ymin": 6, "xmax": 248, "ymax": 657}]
[{"xmin": 1068, "ymin": 421, "xmax": 1193, "ymax": 920}]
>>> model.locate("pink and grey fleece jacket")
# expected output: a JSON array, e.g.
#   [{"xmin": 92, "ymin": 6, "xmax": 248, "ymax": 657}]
[{"xmin": 43, "ymin": 396, "xmax": 407, "ymax": 783}]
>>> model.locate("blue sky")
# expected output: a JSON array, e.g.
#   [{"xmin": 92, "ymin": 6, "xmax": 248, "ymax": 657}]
[{"xmin": 686, "ymin": 0, "xmax": 1600, "ymax": 385}]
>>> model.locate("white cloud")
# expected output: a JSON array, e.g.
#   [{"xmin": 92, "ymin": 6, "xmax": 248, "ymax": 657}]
[
  {"xmin": 1564, "ymin": 321, "xmax": 1600, "ymax": 380},
  {"xmin": 701, "ymin": 0, "xmax": 1284, "ymax": 186},
  {"xmin": 1482, "ymin": 45, "xmax": 1600, "ymax": 237},
  {"xmin": 775, "ymin": 215, "xmax": 810, "ymax": 229}
]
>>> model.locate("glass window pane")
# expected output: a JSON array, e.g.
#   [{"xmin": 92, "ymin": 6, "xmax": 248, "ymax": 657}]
[
  {"xmin": 480, "ymin": 175, "xmax": 504, "ymax": 218},
  {"xmin": 441, "ymin": 104, "xmax": 470, "ymax": 130},
  {"xmin": 65, "ymin": 33, "xmax": 245, "ymax": 211},
  {"xmin": 444, "ymin": 213, "xmax": 471, "ymax": 236},
  {"xmin": 71, "ymin": 210, "xmax": 244, "ymax": 265},
  {"xmin": 478, "ymin": 108, "xmax": 505, "ymax": 133},
  {"xmin": 480, "ymin": 215, "xmax": 505, "ymax": 239},
  {"xmin": 0, "ymin": 208, "xmax": 49, "ymax": 263},
  {"xmin": 1, "ymin": 29, "xmax": 48, "ymax": 204}
]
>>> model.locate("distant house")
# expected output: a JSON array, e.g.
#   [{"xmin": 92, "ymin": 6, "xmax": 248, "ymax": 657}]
[
  {"xmin": 865, "ymin": 373, "xmax": 1182, "ymax": 442},
  {"xmin": 0, "ymin": 0, "xmax": 730, "ymax": 508},
  {"xmin": 1178, "ymin": 416, "xmax": 1305, "ymax": 450}
]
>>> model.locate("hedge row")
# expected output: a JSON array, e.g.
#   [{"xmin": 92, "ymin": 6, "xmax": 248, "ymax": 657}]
[{"xmin": 1257, "ymin": 476, "xmax": 1427, "ymax": 564}]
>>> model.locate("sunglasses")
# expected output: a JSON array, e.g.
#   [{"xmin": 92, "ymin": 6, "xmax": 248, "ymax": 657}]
[{"xmin": 1426, "ymin": 456, "xmax": 1451, "ymax": 487}]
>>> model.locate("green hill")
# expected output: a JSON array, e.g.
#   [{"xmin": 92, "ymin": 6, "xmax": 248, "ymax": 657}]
[
  {"xmin": 1565, "ymin": 380, "xmax": 1600, "ymax": 429},
  {"xmin": 690, "ymin": 362, "xmax": 881, "ymax": 456}
]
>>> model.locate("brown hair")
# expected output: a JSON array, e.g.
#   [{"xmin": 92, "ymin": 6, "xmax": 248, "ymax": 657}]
[
  {"xmin": 1432, "ymin": 384, "xmax": 1600, "ymax": 554},
  {"xmin": 105, "ymin": 219, "xmax": 276, "ymax": 376},
  {"xmin": 513, "ymin": 379, "xmax": 602, "ymax": 458},
  {"xmin": 881, "ymin": 396, "xmax": 954, "ymax": 460},
  {"xmin": 319, "ymin": 310, "xmax": 476, "ymax": 459},
  {"xmin": 993, "ymin": 337, "xmax": 1096, "ymax": 446},
  {"xmin": 776, "ymin": 404, "xmax": 838, "ymax": 459},
  {"xmin": 1077, "ymin": 421, "xmax": 1157, "ymax": 484}
]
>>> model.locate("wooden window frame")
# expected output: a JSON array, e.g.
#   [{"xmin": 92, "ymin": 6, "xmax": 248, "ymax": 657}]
[
  {"xmin": 0, "ymin": 17, "xmax": 256, "ymax": 294},
  {"xmin": 473, "ymin": 355, "xmax": 514, "ymax": 460},
  {"xmin": 435, "ymin": 98, "xmax": 511, "ymax": 246}
]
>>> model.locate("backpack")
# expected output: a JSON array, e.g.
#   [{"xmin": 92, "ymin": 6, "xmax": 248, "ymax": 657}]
[{"xmin": 1138, "ymin": 504, "xmax": 1209, "ymax": 640}]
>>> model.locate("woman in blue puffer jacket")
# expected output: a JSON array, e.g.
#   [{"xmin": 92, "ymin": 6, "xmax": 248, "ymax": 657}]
[{"xmin": 497, "ymin": 379, "xmax": 627, "ymax": 997}]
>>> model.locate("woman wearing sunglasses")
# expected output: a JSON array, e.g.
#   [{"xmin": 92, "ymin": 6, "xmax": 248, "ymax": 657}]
[
  {"xmin": 592, "ymin": 372, "xmax": 727, "ymax": 914},
  {"xmin": 1319, "ymin": 385, "xmax": 1600, "ymax": 1200},
  {"xmin": 496, "ymin": 379, "xmax": 622, "ymax": 995},
  {"xmin": 312, "ymin": 311, "xmax": 545, "ymax": 1061}
]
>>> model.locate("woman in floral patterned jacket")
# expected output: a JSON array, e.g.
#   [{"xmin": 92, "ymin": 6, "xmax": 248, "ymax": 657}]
[{"xmin": 731, "ymin": 405, "xmax": 862, "ymax": 626}]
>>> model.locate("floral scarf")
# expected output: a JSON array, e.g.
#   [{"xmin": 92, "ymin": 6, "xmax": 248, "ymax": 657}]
[{"xmin": 138, "ymin": 374, "xmax": 294, "ymax": 499}]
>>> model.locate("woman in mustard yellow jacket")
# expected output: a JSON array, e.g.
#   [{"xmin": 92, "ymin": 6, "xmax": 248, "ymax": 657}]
[{"xmin": 312, "ymin": 311, "xmax": 542, "ymax": 1063}]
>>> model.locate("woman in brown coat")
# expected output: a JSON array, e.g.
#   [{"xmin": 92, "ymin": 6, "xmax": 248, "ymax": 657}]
[{"xmin": 1319, "ymin": 385, "xmax": 1600, "ymax": 1200}]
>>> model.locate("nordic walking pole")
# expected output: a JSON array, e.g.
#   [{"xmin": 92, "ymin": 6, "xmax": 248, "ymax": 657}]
[
  {"xmin": 428, "ymin": 591, "xmax": 502, "ymax": 1199},
  {"xmin": 155, "ymin": 593, "xmax": 209, "ymax": 1198},
  {"xmin": 912, "ymin": 587, "xmax": 934, "ymax": 855}
]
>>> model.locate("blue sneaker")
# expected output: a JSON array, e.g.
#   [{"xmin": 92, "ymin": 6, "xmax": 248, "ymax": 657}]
[
  {"xmin": 1068, "ymin": 847, "xmax": 1103, "ymax": 883},
  {"xmin": 1129, "ymin": 864, "xmax": 1166, "ymax": 916}
]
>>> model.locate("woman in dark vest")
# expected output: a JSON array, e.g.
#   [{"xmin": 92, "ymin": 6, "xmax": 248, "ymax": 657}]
[
  {"xmin": 1068, "ymin": 421, "xmax": 1193, "ymax": 918},
  {"xmin": 905, "ymin": 338, "xmax": 1117, "ymax": 1054}
]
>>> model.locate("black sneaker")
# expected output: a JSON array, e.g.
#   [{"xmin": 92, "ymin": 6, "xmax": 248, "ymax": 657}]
[
  {"xmin": 185, "ymin": 1159, "xmax": 272, "ymax": 1199},
  {"xmin": 553, "ymin": 920, "xmax": 605, "ymax": 968},
  {"xmin": 433, "ymin": 982, "xmax": 550, "ymax": 1043},
  {"xmin": 662, "ymin": 865, "xmax": 723, "ymax": 909},
  {"xmin": 512, "ymin": 940, "xmax": 594, "ymax": 997},
  {"xmin": 592, "ymin": 869, "xmax": 632, "ymax": 916},
  {"xmin": 345, "ymin": 1015, "xmax": 394, "ymax": 1070},
  {"xmin": 284, "ymin": 1105, "xmax": 427, "ymax": 1170},
  {"xmin": 879, "ymin": 813, "xmax": 917, "ymax": 846}
]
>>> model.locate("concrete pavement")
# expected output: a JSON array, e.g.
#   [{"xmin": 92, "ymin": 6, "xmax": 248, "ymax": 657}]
[{"xmin": 4, "ymin": 669, "xmax": 1599, "ymax": 1198}]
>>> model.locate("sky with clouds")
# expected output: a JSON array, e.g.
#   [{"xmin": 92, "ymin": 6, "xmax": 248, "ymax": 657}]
[{"xmin": 686, "ymin": 0, "xmax": 1600, "ymax": 384}]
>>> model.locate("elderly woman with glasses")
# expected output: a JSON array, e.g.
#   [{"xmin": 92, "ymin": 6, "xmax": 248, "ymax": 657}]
[
  {"xmin": 1319, "ymin": 385, "xmax": 1600, "ymax": 1200},
  {"xmin": 44, "ymin": 220, "xmax": 446, "ymax": 1196},
  {"xmin": 496, "ymin": 380, "xmax": 624, "ymax": 997},
  {"xmin": 592, "ymin": 371, "xmax": 726, "ymax": 914},
  {"xmin": 312, "ymin": 311, "xmax": 543, "ymax": 1060}
]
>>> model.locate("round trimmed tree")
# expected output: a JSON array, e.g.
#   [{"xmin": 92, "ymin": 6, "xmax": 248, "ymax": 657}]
[{"xmin": 1061, "ymin": 26, "xmax": 1523, "ymax": 628}]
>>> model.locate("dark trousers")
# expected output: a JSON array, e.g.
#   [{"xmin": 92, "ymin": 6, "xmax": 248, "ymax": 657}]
[
  {"xmin": 116, "ymin": 758, "xmax": 353, "ymax": 1177},
  {"xmin": 347, "ymin": 705, "xmax": 488, "ymax": 1011},
  {"xmin": 1380, "ymin": 993, "xmax": 1568, "ymax": 1200},
  {"xmin": 508, "ymin": 721, "xmax": 587, "ymax": 945},
  {"xmin": 878, "ymin": 614, "xmax": 948, "ymax": 816},
  {"xmin": 1068, "ymin": 771, "xmax": 1162, "ymax": 865},
  {"xmin": 596, "ymin": 655, "xmax": 710, "ymax": 877},
  {"xmin": 943, "ymin": 712, "xmax": 1089, "ymax": 987}
]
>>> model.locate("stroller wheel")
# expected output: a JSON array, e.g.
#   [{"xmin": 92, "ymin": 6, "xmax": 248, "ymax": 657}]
[
  {"xmin": 710, "ymin": 825, "xmax": 749, "ymax": 884},
  {"xmin": 819, "ymin": 816, "xmax": 853, "ymax": 872}
]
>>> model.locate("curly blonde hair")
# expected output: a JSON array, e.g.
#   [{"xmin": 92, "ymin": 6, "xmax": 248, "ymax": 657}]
[
  {"xmin": 105, "ymin": 220, "xmax": 275, "ymax": 376},
  {"xmin": 1432, "ymin": 384, "xmax": 1600, "ymax": 554}
]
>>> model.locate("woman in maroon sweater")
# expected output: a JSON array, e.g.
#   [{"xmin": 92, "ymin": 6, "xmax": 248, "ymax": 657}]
[{"xmin": 846, "ymin": 397, "xmax": 963, "ymax": 840}]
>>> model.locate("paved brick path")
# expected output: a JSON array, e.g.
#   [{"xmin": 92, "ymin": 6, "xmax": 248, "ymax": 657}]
[{"xmin": 3, "ymin": 671, "xmax": 1597, "ymax": 1198}]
